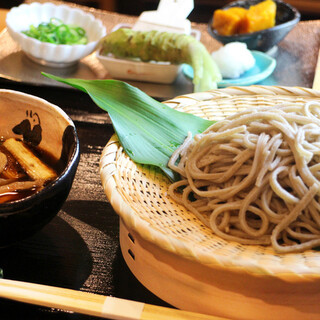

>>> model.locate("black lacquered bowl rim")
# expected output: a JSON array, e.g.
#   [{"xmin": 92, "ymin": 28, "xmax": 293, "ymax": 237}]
[{"xmin": 208, "ymin": 0, "xmax": 301, "ymax": 42}]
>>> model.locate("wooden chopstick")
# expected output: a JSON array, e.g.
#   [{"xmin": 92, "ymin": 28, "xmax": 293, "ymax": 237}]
[
  {"xmin": 312, "ymin": 49, "xmax": 320, "ymax": 90},
  {"xmin": 0, "ymin": 279, "xmax": 227, "ymax": 320}
]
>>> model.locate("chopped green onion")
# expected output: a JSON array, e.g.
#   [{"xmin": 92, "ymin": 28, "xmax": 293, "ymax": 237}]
[{"xmin": 22, "ymin": 18, "xmax": 88, "ymax": 45}]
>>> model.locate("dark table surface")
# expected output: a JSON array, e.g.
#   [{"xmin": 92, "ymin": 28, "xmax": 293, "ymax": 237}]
[
  {"xmin": 1, "ymin": 2, "xmax": 320, "ymax": 319},
  {"xmin": 0, "ymin": 81, "xmax": 172, "ymax": 319}
]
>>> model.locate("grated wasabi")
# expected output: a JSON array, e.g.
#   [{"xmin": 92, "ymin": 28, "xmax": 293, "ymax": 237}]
[{"xmin": 100, "ymin": 28, "xmax": 222, "ymax": 92}]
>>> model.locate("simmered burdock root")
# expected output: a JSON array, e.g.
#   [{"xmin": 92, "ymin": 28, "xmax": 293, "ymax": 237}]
[
  {"xmin": 0, "ymin": 152, "xmax": 7, "ymax": 174},
  {"xmin": 3, "ymin": 138, "xmax": 57, "ymax": 182},
  {"xmin": 0, "ymin": 139, "xmax": 58, "ymax": 203}
]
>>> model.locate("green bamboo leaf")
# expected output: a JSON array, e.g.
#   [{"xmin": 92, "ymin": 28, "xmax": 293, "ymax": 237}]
[{"xmin": 42, "ymin": 73, "xmax": 214, "ymax": 180}]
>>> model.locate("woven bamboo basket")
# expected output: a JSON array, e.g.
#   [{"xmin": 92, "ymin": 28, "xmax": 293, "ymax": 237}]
[{"xmin": 100, "ymin": 86, "xmax": 320, "ymax": 320}]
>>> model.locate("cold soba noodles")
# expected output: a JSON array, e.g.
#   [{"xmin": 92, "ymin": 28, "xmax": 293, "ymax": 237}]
[{"xmin": 168, "ymin": 102, "xmax": 320, "ymax": 254}]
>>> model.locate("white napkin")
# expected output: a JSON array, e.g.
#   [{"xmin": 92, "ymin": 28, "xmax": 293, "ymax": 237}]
[{"xmin": 132, "ymin": 0, "xmax": 194, "ymax": 34}]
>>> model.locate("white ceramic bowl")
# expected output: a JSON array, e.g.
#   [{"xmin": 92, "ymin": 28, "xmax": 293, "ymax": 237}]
[{"xmin": 6, "ymin": 2, "xmax": 107, "ymax": 67}]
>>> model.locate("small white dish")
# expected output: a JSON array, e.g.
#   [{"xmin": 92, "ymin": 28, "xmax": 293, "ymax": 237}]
[
  {"xmin": 96, "ymin": 51, "xmax": 182, "ymax": 84},
  {"xmin": 96, "ymin": 23, "xmax": 199, "ymax": 84},
  {"xmin": 6, "ymin": 2, "xmax": 107, "ymax": 67}
]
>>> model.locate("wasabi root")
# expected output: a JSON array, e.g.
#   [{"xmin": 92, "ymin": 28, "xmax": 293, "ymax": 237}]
[{"xmin": 100, "ymin": 28, "xmax": 222, "ymax": 92}]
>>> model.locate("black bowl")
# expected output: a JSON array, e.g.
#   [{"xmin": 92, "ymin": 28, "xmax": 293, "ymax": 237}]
[
  {"xmin": 0, "ymin": 89, "xmax": 80, "ymax": 246},
  {"xmin": 208, "ymin": 0, "xmax": 300, "ymax": 52}
]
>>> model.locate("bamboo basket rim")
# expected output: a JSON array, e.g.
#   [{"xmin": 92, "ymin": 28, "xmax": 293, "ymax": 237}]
[{"xmin": 100, "ymin": 85, "xmax": 320, "ymax": 279}]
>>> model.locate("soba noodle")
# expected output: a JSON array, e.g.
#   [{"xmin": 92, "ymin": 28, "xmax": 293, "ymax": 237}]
[{"xmin": 168, "ymin": 101, "xmax": 320, "ymax": 253}]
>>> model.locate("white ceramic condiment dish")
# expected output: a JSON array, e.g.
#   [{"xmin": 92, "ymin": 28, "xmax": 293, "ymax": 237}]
[
  {"xmin": 96, "ymin": 23, "xmax": 200, "ymax": 84},
  {"xmin": 96, "ymin": 51, "xmax": 182, "ymax": 84},
  {"xmin": 6, "ymin": 2, "xmax": 106, "ymax": 67}
]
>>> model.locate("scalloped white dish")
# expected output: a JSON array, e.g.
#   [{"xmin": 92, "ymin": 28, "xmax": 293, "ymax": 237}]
[{"xmin": 6, "ymin": 2, "xmax": 107, "ymax": 67}]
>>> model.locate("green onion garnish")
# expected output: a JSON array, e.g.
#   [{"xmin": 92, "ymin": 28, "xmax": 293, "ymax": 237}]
[{"xmin": 22, "ymin": 18, "xmax": 88, "ymax": 45}]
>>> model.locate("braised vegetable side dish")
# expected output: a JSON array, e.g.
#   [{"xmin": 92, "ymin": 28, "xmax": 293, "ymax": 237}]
[
  {"xmin": 0, "ymin": 138, "xmax": 57, "ymax": 203},
  {"xmin": 212, "ymin": 0, "xmax": 276, "ymax": 36},
  {"xmin": 100, "ymin": 28, "xmax": 222, "ymax": 92},
  {"xmin": 22, "ymin": 18, "xmax": 88, "ymax": 45}
]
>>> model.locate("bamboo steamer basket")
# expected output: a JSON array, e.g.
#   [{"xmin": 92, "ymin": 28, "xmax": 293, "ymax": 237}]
[{"xmin": 100, "ymin": 86, "xmax": 320, "ymax": 320}]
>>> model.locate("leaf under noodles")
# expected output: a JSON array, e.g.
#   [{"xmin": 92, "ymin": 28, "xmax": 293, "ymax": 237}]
[{"xmin": 42, "ymin": 73, "xmax": 214, "ymax": 180}]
